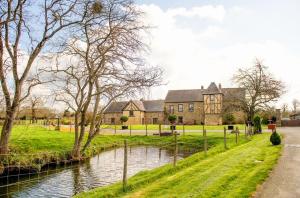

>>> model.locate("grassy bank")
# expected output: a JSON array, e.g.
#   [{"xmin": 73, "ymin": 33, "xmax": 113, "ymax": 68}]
[
  {"xmin": 99, "ymin": 124, "xmax": 268, "ymax": 130},
  {"xmin": 2, "ymin": 125, "xmax": 241, "ymax": 170},
  {"xmin": 75, "ymin": 133, "xmax": 281, "ymax": 198}
]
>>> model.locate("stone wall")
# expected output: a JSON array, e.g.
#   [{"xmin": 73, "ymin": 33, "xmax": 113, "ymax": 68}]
[
  {"xmin": 205, "ymin": 114, "xmax": 222, "ymax": 125},
  {"xmin": 164, "ymin": 102, "xmax": 204, "ymax": 124},
  {"xmin": 123, "ymin": 110, "xmax": 145, "ymax": 125},
  {"xmin": 103, "ymin": 112, "xmax": 123, "ymax": 124},
  {"xmin": 144, "ymin": 112, "xmax": 164, "ymax": 124}
]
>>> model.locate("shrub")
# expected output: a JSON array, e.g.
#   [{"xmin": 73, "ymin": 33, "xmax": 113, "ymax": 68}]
[
  {"xmin": 223, "ymin": 113, "xmax": 235, "ymax": 124},
  {"xmin": 270, "ymin": 132, "xmax": 281, "ymax": 145},
  {"xmin": 168, "ymin": 114, "xmax": 177, "ymax": 124},
  {"xmin": 271, "ymin": 116, "xmax": 277, "ymax": 123},
  {"xmin": 253, "ymin": 115, "xmax": 262, "ymax": 134},
  {"xmin": 120, "ymin": 116, "xmax": 128, "ymax": 125},
  {"xmin": 261, "ymin": 117, "xmax": 269, "ymax": 125}
]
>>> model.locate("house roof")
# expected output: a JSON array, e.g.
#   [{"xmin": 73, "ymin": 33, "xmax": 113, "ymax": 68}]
[
  {"xmin": 221, "ymin": 88, "xmax": 245, "ymax": 101},
  {"xmin": 206, "ymin": 82, "xmax": 221, "ymax": 94},
  {"xmin": 104, "ymin": 99, "xmax": 164, "ymax": 113},
  {"xmin": 165, "ymin": 82, "xmax": 244, "ymax": 103},
  {"xmin": 131, "ymin": 100, "xmax": 145, "ymax": 111},
  {"xmin": 165, "ymin": 89, "xmax": 205, "ymax": 102},
  {"xmin": 143, "ymin": 100, "xmax": 165, "ymax": 112},
  {"xmin": 104, "ymin": 101, "xmax": 128, "ymax": 113}
]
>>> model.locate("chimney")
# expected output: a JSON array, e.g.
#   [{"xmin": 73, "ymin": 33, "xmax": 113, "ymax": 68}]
[
  {"xmin": 140, "ymin": 98, "xmax": 144, "ymax": 101},
  {"xmin": 218, "ymin": 83, "xmax": 222, "ymax": 90},
  {"xmin": 201, "ymin": 85, "xmax": 204, "ymax": 89}
]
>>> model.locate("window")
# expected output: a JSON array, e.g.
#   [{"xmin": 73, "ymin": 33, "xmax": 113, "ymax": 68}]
[
  {"xmin": 189, "ymin": 103, "xmax": 194, "ymax": 112},
  {"xmin": 169, "ymin": 105, "xmax": 174, "ymax": 114},
  {"xmin": 178, "ymin": 116, "xmax": 183, "ymax": 124},
  {"xmin": 178, "ymin": 104, "xmax": 183, "ymax": 112},
  {"xmin": 153, "ymin": 118, "xmax": 158, "ymax": 124},
  {"xmin": 129, "ymin": 110, "xmax": 134, "ymax": 117},
  {"xmin": 111, "ymin": 118, "xmax": 115, "ymax": 124},
  {"xmin": 210, "ymin": 95, "xmax": 215, "ymax": 102}
]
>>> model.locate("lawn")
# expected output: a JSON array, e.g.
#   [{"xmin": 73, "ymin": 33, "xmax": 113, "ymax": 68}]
[
  {"xmin": 75, "ymin": 133, "xmax": 282, "ymax": 198},
  {"xmin": 100, "ymin": 124, "xmax": 267, "ymax": 130},
  {"xmin": 3, "ymin": 125, "xmax": 242, "ymax": 168}
]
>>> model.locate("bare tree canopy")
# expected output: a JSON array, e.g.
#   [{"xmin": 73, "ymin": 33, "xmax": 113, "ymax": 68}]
[
  {"xmin": 232, "ymin": 59, "xmax": 285, "ymax": 121},
  {"xmin": 45, "ymin": 0, "xmax": 163, "ymax": 159},
  {"xmin": 292, "ymin": 99, "xmax": 299, "ymax": 113},
  {"xmin": 0, "ymin": 0, "xmax": 89, "ymax": 154}
]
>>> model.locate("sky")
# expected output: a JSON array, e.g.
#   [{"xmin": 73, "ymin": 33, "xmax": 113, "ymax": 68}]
[{"xmin": 132, "ymin": 0, "xmax": 300, "ymax": 109}]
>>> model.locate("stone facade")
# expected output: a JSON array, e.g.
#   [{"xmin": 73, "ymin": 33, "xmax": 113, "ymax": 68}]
[
  {"xmin": 103, "ymin": 100, "xmax": 165, "ymax": 125},
  {"xmin": 164, "ymin": 102, "xmax": 204, "ymax": 124},
  {"xmin": 103, "ymin": 82, "xmax": 245, "ymax": 125}
]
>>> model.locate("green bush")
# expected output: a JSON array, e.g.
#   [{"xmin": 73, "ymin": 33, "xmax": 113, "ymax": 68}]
[
  {"xmin": 271, "ymin": 116, "xmax": 277, "ymax": 123},
  {"xmin": 253, "ymin": 115, "xmax": 262, "ymax": 134},
  {"xmin": 261, "ymin": 117, "xmax": 269, "ymax": 125},
  {"xmin": 270, "ymin": 132, "xmax": 281, "ymax": 145},
  {"xmin": 120, "ymin": 116, "xmax": 128, "ymax": 124},
  {"xmin": 168, "ymin": 114, "xmax": 177, "ymax": 124},
  {"xmin": 223, "ymin": 113, "xmax": 235, "ymax": 124}
]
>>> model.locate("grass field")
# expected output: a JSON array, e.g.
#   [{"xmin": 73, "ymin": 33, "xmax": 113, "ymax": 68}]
[
  {"xmin": 100, "ymin": 124, "xmax": 268, "ymax": 130},
  {"xmin": 4, "ymin": 125, "xmax": 242, "ymax": 167},
  {"xmin": 75, "ymin": 133, "xmax": 282, "ymax": 198}
]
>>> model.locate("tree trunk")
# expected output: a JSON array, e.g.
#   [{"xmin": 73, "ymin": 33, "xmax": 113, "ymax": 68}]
[
  {"xmin": 0, "ymin": 110, "xmax": 16, "ymax": 154},
  {"xmin": 72, "ymin": 112, "xmax": 80, "ymax": 159}
]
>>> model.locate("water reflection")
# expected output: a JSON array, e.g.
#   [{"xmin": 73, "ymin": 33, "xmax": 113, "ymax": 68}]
[{"xmin": 0, "ymin": 146, "xmax": 196, "ymax": 198}]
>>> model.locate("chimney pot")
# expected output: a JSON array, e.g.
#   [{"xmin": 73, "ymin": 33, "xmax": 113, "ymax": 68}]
[
  {"xmin": 201, "ymin": 85, "xmax": 204, "ymax": 89},
  {"xmin": 219, "ymin": 83, "xmax": 222, "ymax": 89}
]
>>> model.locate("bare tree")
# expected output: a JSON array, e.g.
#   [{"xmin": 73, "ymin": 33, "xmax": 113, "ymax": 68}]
[
  {"xmin": 48, "ymin": 0, "xmax": 163, "ymax": 159},
  {"xmin": 27, "ymin": 96, "xmax": 45, "ymax": 123},
  {"xmin": 281, "ymin": 103, "xmax": 290, "ymax": 118},
  {"xmin": 292, "ymin": 99, "xmax": 299, "ymax": 113},
  {"xmin": 0, "ymin": 0, "xmax": 90, "ymax": 154},
  {"xmin": 232, "ymin": 59, "xmax": 285, "ymax": 122}
]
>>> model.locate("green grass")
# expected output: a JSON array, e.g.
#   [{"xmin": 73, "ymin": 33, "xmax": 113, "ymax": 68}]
[
  {"xmin": 101, "ymin": 124, "xmax": 264, "ymax": 130},
  {"xmin": 4, "ymin": 125, "xmax": 238, "ymax": 168},
  {"xmin": 75, "ymin": 133, "xmax": 281, "ymax": 198}
]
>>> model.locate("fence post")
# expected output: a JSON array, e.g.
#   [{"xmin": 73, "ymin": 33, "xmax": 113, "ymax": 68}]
[
  {"xmin": 235, "ymin": 127, "xmax": 239, "ymax": 144},
  {"xmin": 114, "ymin": 125, "xmax": 117, "ymax": 135},
  {"xmin": 159, "ymin": 124, "xmax": 162, "ymax": 136},
  {"xmin": 173, "ymin": 132, "xmax": 178, "ymax": 167},
  {"xmin": 130, "ymin": 125, "xmax": 132, "ymax": 136},
  {"xmin": 224, "ymin": 127, "xmax": 227, "ymax": 149},
  {"xmin": 123, "ymin": 140, "xmax": 128, "ymax": 192},
  {"xmin": 183, "ymin": 124, "xmax": 185, "ymax": 136},
  {"xmin": 145, "ymin": 124, "xmax": 148, "ymax": 136},
  {"xmin": 204, "ymin": 129, "xmax": 207, "ymax": 155}
]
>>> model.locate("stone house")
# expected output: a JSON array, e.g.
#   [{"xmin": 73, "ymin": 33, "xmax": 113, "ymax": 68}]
[
  {"xmin": 103, "ymin": 100, "xmax": 165, "ymax": 125},
  {"xmin": 103, "ymin": 82, "xmax": 245, "ymax": 125}
]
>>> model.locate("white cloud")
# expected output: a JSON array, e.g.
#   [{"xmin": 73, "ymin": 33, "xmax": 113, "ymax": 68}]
[
  {"xmin": 139, "ymin": 4, "xmax": 300, "ymax": 108},
  {"xmin": 166, "ymin": 5, "xmax": 226, "ymax": 22}
]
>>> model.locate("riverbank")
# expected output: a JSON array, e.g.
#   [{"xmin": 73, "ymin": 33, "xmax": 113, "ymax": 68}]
[
  {"xmin": 1, "ymin": 125, "xmax": 241, "ymax": 174},
  {"xmin": 75, "ymin": 133, "xmax": 282, "ymax": 198}
]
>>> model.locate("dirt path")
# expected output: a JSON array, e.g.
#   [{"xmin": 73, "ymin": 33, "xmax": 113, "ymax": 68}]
[{"xmin": 255, "ymin": 127, "xmax": 300, "ymax": 198}]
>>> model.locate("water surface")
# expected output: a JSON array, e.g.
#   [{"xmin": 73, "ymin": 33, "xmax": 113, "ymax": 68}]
[{"xmin": 0, "ymin": 146, "xmax": 196, "ymax": 198}]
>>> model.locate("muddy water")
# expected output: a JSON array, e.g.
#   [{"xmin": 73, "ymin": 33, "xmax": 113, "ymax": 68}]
[{"xmin": 0, "ymin": 146, "xmax": 197, "ymax": 198}]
